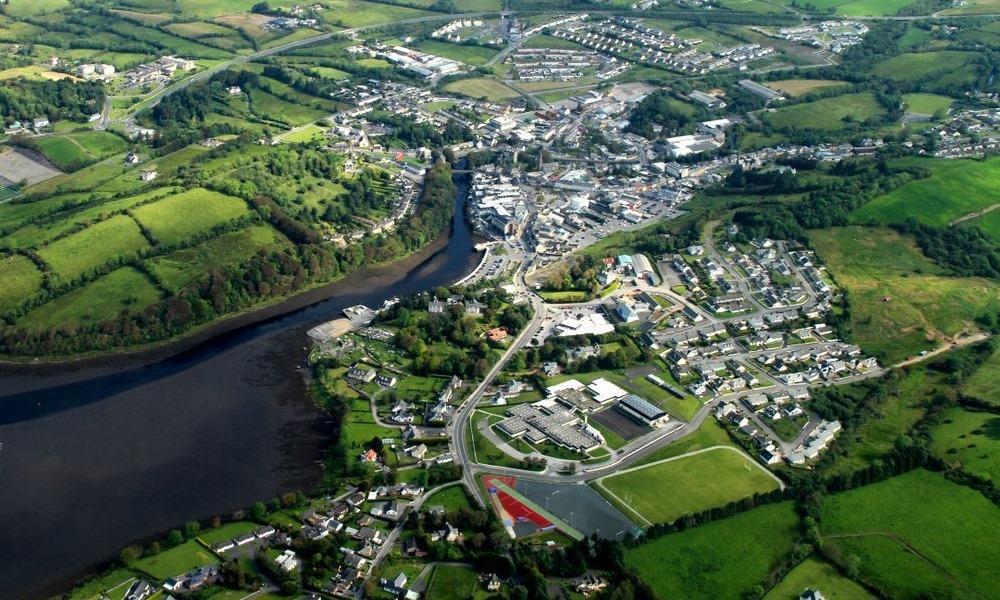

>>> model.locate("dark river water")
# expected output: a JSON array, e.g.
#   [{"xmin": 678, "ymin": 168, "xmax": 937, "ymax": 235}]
[{"xmin": 0, "ymin": 175, "xmax": 481, "ymax": 600}]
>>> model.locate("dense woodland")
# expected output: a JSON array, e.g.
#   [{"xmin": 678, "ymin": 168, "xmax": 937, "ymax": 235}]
[{"xmin": 0, "ymin": 78, "xmax": 104, "ymax": 126}]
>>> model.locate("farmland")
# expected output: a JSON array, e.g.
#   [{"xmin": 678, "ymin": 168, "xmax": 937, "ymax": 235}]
[
  {"xmin": 872, "ymin": 51, "xmax": 982, "ymax": 83},
  {"xmin": 850, "ymin": 157, "xmax": 1000, "ymax": 228},
  {"xmin": 36, "ymin": 214, "xmax": 150, "ymax": 280},
  {"xmin": 16, "ymin": 267, "xmax": 163, "ymax": 331},
  {"xmin": 763, "ymin": 93, "xmax": 886, "ymax": 131},
  {"xmin": 0, "ymin": 254, "xmax": 44, "ymax": 312},
  {"xmin": 764, "ymin": 557, "xmax": 876, "ymax": 600},
  {"xmin": 766, "ymin": 79, "xmax": 847, "ymax": 97},
  {"xmin": 820, "ymin": 469, "xmax": 1000, "ymax": 598},
  {"xmin": 963, "ymin": 346, "xmax": 1000, "ymax": 406},
  {"xmin": 809, "ymin": 226, "xmax": 999, "ymax": 363},
  {"xmin": 132, "ymin": 188, "xmax": 249, "ymax": 246},
  {"xmin": 930, "ymin": 407, "xmax": 1000, "ymax": 482},
  {"xmin": 626, "ymin": 502, "xmax": 800, "ymax": 600},
  {"xmin": 596, "ymin": 447, "xmax": 780, "ymax": 525}
]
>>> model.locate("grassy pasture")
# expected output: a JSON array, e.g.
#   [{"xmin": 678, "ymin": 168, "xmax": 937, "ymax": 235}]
[
  {"xmin": 820, "ymin": 469, "xmax": 1000, "ymax": 598},
  {"xmin": 851, "ymin": 157, "xmax": 1000, "ymax": 228},
  {"xmin": 809, "ymin": 226, "xmax": 999, "ymax": 363},
  {"xmin": 766, "ymin": 79, "xmax": 847, "ymax": 97},
  {"xmin": 110, "ymin": 9, "xmax": 172, "ymax": 25},
  {"xmin": 764, "ymin": 92, "xmax": 886, "ymax": 131},
  {"xmin": 163, "ymin": 21, "xmax": 236, "ymax": 39},
  {"xmin": 37, "ymin": 214, "xmax": 150, "ymax": 280},
  {"xmin": 319, "ymin": 0, "xmax": 433, "ymax": 27},
  {"xmin": 249, "ymin": 88, "xmax": 329, "ymax": 126},
  {"xmin": 146, "ymin": 225, "xmax": 291, "ymax": 291},
  {"xmin": 962, "ymin": 346, "xmax": 1000, "ymax": 406},
  {"xmin": 873, "ymin": 51, "xmax": 981, "ymax": 83},
  {"xmin": 597, "ymin": 447, "xmax": 780, "ymax": 525},
  {"xmin": 132, "ymin": 188, "xmax": 249, "ymax": 246},
  {"xmin": 764, "ymin": 557, "xmax": 876, "ymax": 600},
  {"xmin": 0, "ymin": 254, "xmax": 44, "ymax": 312},
  {"xmin": 2, "ymin": 0, "xmax": 71, "ymax": 17},
  {"xmin": 17, "ymin": 266, "xmax": 162, "ymax": 331},
  {"xmin": 835, "ymin": 0, "xmax": 919, "ymax": 15},
  {"xmin": 28, "ymin": 131, "xmax": 128, "ymax": 172},
  {"xmin": 626, "ymin": 502, "xmax": 799, "ymax": 599},
  {"xmin": 133, "ymin": 539, "xmax": 216, "ymax": 580},
  {"xmin": 930, "ymin": 407, "xmax": 1000, "ymax": 482},
  {"xmin": 443, "ymin": 77, "xmax": 519, "ymax": 101},
  {"xmin": 413, "ymin": 39, "xmax": 497, "ymax": 66}
]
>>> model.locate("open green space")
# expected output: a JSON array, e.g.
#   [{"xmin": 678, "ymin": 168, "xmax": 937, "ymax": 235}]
[
  {"xmin": 17, "ymin": 267, "xmax": 162, "ymax": 331},
  {"xmin": 851, "ymin": 157, "xmax": 1000, "ymax": 228},
  {"xmin": 2, "ymin": 0, "xmax": 71, "ymax": 17},
  {"xmin": 37, "ymin": 214, "xmax": 150, "ymax": 280},
  {"xmin": 763, "ymin": 93, "xmax": 886, "ymax": 131},
  {"xmin": 766, "ymin": 79, "xmax": 847, "ymax": 97},
  {"xmin": 872, "ymin": 51, "xmax": 982, "ymax": 84},
  {"xmin": 413, "ymin": 39, "xmax": 497, "ymax": 66},
  {"xmin": 422, "ymin": 485, "xmax": 473, "ymax": 513},
  {"xmin": 425, "ymin": 565, "xmax": 478, "ymax": 600},
  {"xmin": 930, "ymin": 407, "xmax": 1000, "ymax": 482},
  {"xmin": 248, "ymin": 87, "xmax": 329, "ymax": 126},
  {"xmin": 133, "ymin": 539, "xmax": 216, "ymax": 581},
  {"xmin": 319, "ymin": 0, "xmax": 433, "ymax": 27},
  {"xmin": 820, "ymin": 469, "xmax": 1000, "ymax": 599},
  {"xmin": 597, "ymin": 447, "xmax": 780, "ymax": 525},
  {"xmin": 27, "ymin": 131, "xmax": 128, "ymax": 172},
  {"xmin": 902, "ymin": 93, "xmax": 953, "ymax": 116},
  {"xmin": 132, "ymin": 188, "xmax": 249, "ymax": 246},
  {"xmin": 0, "ymin": 254, "xmax": 44, "ymax": 312},
  {"xmin": 626, "ymin": 502, "xmax": 799, "ymax": 600},
  {"xmin": 65, "ymin": 567, "xmax": 137, "ymax": 600},
  {"xmin": 810, "ymin": 226, "xmax": 999, "ymax": 363},
  {"xmin": 443, "ymin": 78, "xmax": 519, "ymax": 101},
  {"xmin": 962, "ymin": 346, "xmax": 1000, "ymax": 406},
  {"xmin": 146, "ymin": 225, "xmax": 291, "ymax": 291},
  {"xmin": 196, "ymin": 521, "xmax": 258, "ymax": 546},
  {"xmin": 520, "ymin": 34, "xmax": 588, "ymax": 50},
  {"xmin": 764, "ymin": 557, "xmax": 876, "ymax": 600}
]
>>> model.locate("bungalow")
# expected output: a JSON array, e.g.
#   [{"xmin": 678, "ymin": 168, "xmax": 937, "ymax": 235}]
[
  {"xmin": 234, "ymin": 532, "xmax": 256, "ymax": 546},
  {"xmin": 275, "ymin": 549, "xmax": 297, "ymax": 572},
  {"xmin": 486, "ymin": 327, "xmax": 510, "ymax": 342},
  {"xmin": 33, "ymin": 117, "xmax": 50, "ymax": 129},
  {"xmin": 356, "ymin": 526, "xmax": 384, "ymax": 545},
  {"xmin": 139, "ymin": 170, "xmax": 158, "ymax": 182},
  {"xmin": 347, "ymin": 366, "xmax": 377, "ymax": 383},
  {"xmin": 124, "ymin": 580, "xmax": 154, "ymax": 600},
  {"xmin": 375, "ymin": 373, "xmax": 398, "ymax": 387},
  {"xmin": 360, "ymin": 448, "xmax": 379, "ymax": 463}
]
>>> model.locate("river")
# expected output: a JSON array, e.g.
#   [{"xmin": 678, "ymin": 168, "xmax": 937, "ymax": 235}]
[{"xmin": 0, "ymin": 174, "xmax": 481, "ymax": 600}]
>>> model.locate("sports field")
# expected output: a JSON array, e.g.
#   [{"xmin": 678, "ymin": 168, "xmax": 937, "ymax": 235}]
[
  {"xmin": 764, "ymin": 93, "xmax": 885, "ymax": 131},
  {"xmin": 766, "ymin": 79, "xmax": 847, "ymax": 97},
  {"xmin": 851, "ymin": 157, "xmax": 1000, "ymax": 228},
  {"xmin": 626, "ymin": 502, "xmax": 799, "ymax": 600},
  {"xmin": 810, "ymin": 226, "xmax": 999, "ymax": 363},
  {"xmin": 930, "ymin": 407, "xmax": 1000, "ymax": 482},
  {"xmin": 596, "ymin": 447, "xmax": 780, "ymax": 525},
  {"xmin": 132, "ymin": 188, "xmax": 249, "ymax": 246},
  {"xmin": 17, "ymin": 267, "xmax": 163, "ymax": 331},
  {"xmin": 37, "ymin": 214, "xmax": 151, "ymax": 280},
  {"xmin": 764, "ymin": 557, "xmax": 876, "ymax": 599},
  {"xmin": 820, "ymin": 469, "xmax": 1000, "ymax": 599},
  {"xmin": 443, "ymin": 78, "xmax": 520, "ymax": 101}
]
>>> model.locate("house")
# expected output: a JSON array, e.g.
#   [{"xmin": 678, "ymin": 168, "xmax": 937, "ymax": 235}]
[
  {"xmin": 124, "ymin": 580, "xmax": 154, "ymax": 600},
  {"xmin": 428, "ymin": 298, "xmax": 446, "ymax": 313},
  {"xmin": 33, "ymin": 117, "xmax": 50, "ymax": 129},
  {"xmin": 275, "ymin": 549, "xmax": 297, "ymax": 572},
  {"xmin": 125, "ymin": 153, "xmax": 141, "ymax": 165},
  {"xmin": 139, "ymin": 170, "xmax": 158, "ymax": 182},
  {"xmin": 800, "ymin": 590, "xmax": 827, "ymax": 600},
  {"xmin": 347, "ymin": 366, "xmax": 376, "ymax": 383},
  {"xmin": 360, "ymin": 448, "xmax": 379, "ymax": 463},
  {"xmin": 407, "ymin": 443, "xmax": 428, "ymax": 460},
  {"xmin": 227, "ymin": 86, "xmax": 243, "ymax": 95},
  {"xmin": 375, "ymin": 373, "xmax": 397, "ymax": 388},
  {"xmin": 356, "ymin": 526, "xmax": 384, "ymax": 545},
  {"xmin": 486, "ymin": 327, "xmax": 509, "ymax": 342}
]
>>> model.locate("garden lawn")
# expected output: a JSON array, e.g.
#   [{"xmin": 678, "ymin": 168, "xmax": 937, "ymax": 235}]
[
  {"xmin": 764, "ymin": 557, "xmax": 876, "ymax": 600},
  {"xmin": 851, "ymin": 157, "xmax": 1000, "ymax": 228},
  {"xmin": 17, "ymin": 267, "xmax": 162, "ymax": 331},
  {"xmin": 146, "ymin": 225, "xmax": 291, "ymax": 291},
  {"xmin": 443, "ymin": 78, "xmax": 519, "ymax": 101},
  {"xmin": 65, "ymin": 568, "xmax": 137, "ymax": 600},
  {"xmin": 37, "ymin": 214, "xmax": 150, "ymax": 280},
  {"xmin": 962, "ymin": 346, "xmax": 1000, "ymax": 406},
  {"xmin": 597, "ymin": 447, "xmax": 779, "ymax": 525},
  {"xmin": 425, "ymin": 565, "xmax": 478, "ymax": 600},
  {"xmin": 626, "ymin": 502, "xmax": 799, "ymax": 600},
  {"xmin": 764, "ymin": 93, "xmax": 886, "ymax": 131},
  {"xmin": 423, "ymin": 486, "xmax": 473, "ymax": 512},
  {"xmin": 196, "ymin": 521, "xmax": 258, "ymax": 546},
  {"xmin": 133, "ymin": 539, "xmax": 216, "ymax": 581},
  {"xmin": 930, "ymin": 407, "xmax": 1000, "ymax": 482},
  {"xmin": 820, "ymin": 469, "xmax": 1000, "ymax": 599},
  {"xmin": 132, "ymin": 188, "xmax": 249, "ymax": 246},
  {"xmin": 0, "ymin": 254, "xmax": 43, "ymax": 312},
  {"xmin": 809, "ymin": 226, "xmax": 999, "ymax": 363}
]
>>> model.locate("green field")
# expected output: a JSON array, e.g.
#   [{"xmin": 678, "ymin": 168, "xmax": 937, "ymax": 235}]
[
  {"xmin": 810, "ymin": 226, "xmax": 999, "ymax": 363},
  {"xmin": 37, "ymin": 214, "xmax": 150, "ymax": 280},
  {"xmin": 65, "ymin": 568, "xmax": 137, "ymax": 600},
  {"xmin": 597, "ymin": 447, "xmax": 780, "ymax": 525},
  {"xmin": 930, "ymin": 407, "xmax": 1000, "ymax": 482},
  {"xmin": 766, "ymin": 79, "xmax": 848, "ymax": 98},
  {"xmin": 17, "ymin": 267, "xmax": 163, "ymax": 331},
  {"xmin": 196, "ymin": 520, "xmax": 258, "ymax": 546},
  {"xmin": 0, "ymin": 254, "xmax": 44, "ymax": 312},
  {"xmin": 902, "ymin": 93, "xmax": 953, "ymax": 116},
  {"xmin": 413, "ymin": 39, "xmax": 498, "ymax": 66},
  {"xmin": 249, "ymin": 88, "xmax": 329, "ymax": 126},
  {"xmin": 132, "ymin": 188, "xmax": 249, "ymax": 246},
  {"xmin": 28, "ymin": 132, "xmax": 128, "ymax": 172},
  {"xmin": 443, "ymin": 77, "xmax": 519, "ymax": 101},
  {"xmin": 146, "ymin": 225, "xmax": 291, "ymax": 291},
  {"xmin": 521, "ymin": 34, "xmax": 588, "ymax": 50},
  {"xmin": 960, "ymin": 207, "xmax": 1000, "ymax": 242},
  {"xmin": 963, "ymin": 346, "xmax": 1000, "ymax": 406},
  {"xmin": 764, "ymin": 93, "xmax": 886, "ymax": 131},
  {"xmin": 820, "ymin": 469, "xmax": 1000, "ymax": 598},
  {"xmin": 626, "ymin": 502, "xmax": 799, "ymax": 599},
  {"xmin": 2, "ymin": 0, "xmax": 71, "ymax": 17},
  {"xmin": 425, "ymin": 565, "xmax": 479, "ymax": 600},
  {"xmin": 133, "ymin": 539, "xmax": 216, "ymax": 581},
  {"xmin": 319, "ymin": 0, "xmax": 432, "ymax": 27},
  {"xmin": 422, "ymin": 485, "xmax": 473, "ymax": 513},
  {"xmin": 851, "ymin": 157, "xmax": 1000, "ymax": 228},
  {"xmin": 764, "ymin": 557, "xmax": 876, "ymax": 600},
  {"xmin": 873, "ymin": 51, "xmax": 981, "ymax": 83}
]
